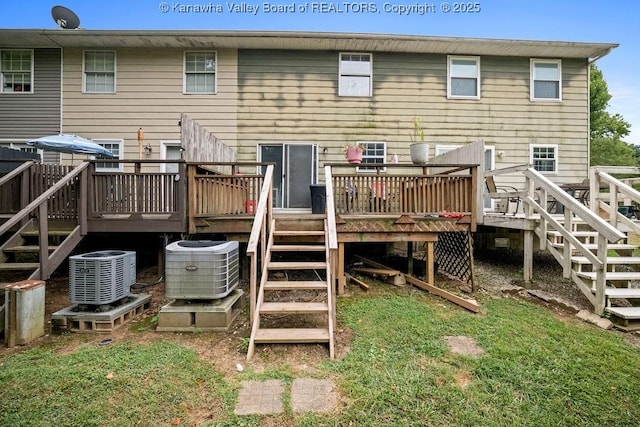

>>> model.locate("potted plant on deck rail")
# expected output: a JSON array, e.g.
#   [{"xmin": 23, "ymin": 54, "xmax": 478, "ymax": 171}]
[
  {"xmin": 344, "ymin": 143, "xmax": 363, "ymax": 164},
  {"xmin": 410, "ymin": 116, "xmax": 429, "ymax": 164}
]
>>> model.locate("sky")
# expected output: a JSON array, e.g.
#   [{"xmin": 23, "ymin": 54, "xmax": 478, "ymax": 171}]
[{"xmin": 2, "ymin": 0, "xmax": 639, "ymax": 145}]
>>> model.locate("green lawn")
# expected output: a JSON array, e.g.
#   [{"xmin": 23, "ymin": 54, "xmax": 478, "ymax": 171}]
[{"xmin": 1, "ymin": 287, "xmax": 639, "ymax": 426}]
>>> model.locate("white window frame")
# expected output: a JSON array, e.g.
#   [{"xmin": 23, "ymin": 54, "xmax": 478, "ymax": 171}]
[
  {"xmin": 530, "ymin": 59, "xmax": 562, "ymax": 102},
  {"xmin": 0, "ymin": 49, "xmax": 34, "ymax": 94},
  {"xmin": 183, "ymin": 51, "xmax": 217, "ymax": 94},
  {"xmin": 339, "ymin": 52, "xmax": 372, "ymax": 97},
  {"xmin": 530, "ymin": 144, "xmax": 558, "ymax": 174},
  {"xmin": 93, "ymin": 139, "xmax": 123, "ymax": 172},
  {"xmin": 160, "ymin": 140, "xmax": 182, "ymax": 173},
  {"xmin": 356, "ymin": 141, "xmax": 386, "ymax": 173},
  {"xmin": 435, "ymin": 144, "xmax": 462, "ymax": 156},
  {"xmin": 83, "ymin": 50, "xmax": 117, "ymax": 94},
  {"xmin": 447, "ymin": 55, "xmax": 480, "ymax": 99}
]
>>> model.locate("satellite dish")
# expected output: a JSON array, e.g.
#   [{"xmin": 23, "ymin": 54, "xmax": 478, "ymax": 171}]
[{"xmin": 51, "ymin": 5, "xmax": 80, "ymax": 29}]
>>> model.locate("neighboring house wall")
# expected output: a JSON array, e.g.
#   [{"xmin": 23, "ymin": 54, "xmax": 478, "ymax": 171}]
[
  {"xmin": 0, "ymin": 48, "xmax": 62, "ymax": 139},
  {"xmin": 238, "ymin": 50, "xmax": 589, "ymax": 186},
  {"xmin": 61, "ymin": 47, "xmax": 238, "ymax": 164}
]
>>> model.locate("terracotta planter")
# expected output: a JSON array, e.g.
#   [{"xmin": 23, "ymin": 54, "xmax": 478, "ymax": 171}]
[{"xmin": 346, "ymin": 147, "xmax": 363, "ymax": 164}]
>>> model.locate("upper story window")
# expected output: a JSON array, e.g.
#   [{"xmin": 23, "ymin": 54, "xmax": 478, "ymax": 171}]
[
  {"xmin": 530, "ymin": 144, "xmax": 558, "ymax": 173},
  {"xmin": 339, "ymin": 53, "xmax": 372, "ymax": 97},
  {"xmin": 184, "ymin": 51, "xmax": 216, "ymax": 94},
  {"xmin": 93, "ymin": 139, "xmax": 123, "ymax": 172},
  {"xmin": 84, "ymin": 51, "xmax": 116, "ymax": 93},
  {"xmin": 448, "ymin": 56, "xmax": 480, "ymax": 99},
  {"xmin": 1, "ymin": 49, "xmax": 33, "ymax": 93},
  {"xmin": 531, "ymin": 59, "xmax": 561, "ymax": 101},
  {"xmin": 357, "ymin": 141, "xmax": 386, "ymax": 172}
]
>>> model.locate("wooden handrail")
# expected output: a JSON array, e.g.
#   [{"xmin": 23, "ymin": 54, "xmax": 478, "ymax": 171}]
[
  {"xmin": 0, "ymin": 162, "xmax": 89, "ymax": 236},
  {"xmin": 246, "ymin": 165, "xmax": 274, "ymax": 325},
  {"xmin": 324, "ymin": 166, "xmax": 338, "ymax": 251},
  {"xmin": 525, "ymin": 168, "xmax": 623, "ymax": 243},
  {"xmin": 246, "ymin": 165, "xmax": 274, "ymax": 255}
]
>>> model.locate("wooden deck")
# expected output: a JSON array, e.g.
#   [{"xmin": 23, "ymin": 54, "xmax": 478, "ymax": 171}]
[{"xmin": 1, "ymin": 160, "xmax": 478, "ymax": 285}]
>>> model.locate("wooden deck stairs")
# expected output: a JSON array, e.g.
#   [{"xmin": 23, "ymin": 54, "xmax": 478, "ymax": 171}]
[
  {"xmin": 247, "ymin": 215, "xmax": 335, "ymax": 359},
  {"xmin": 545, "ymin": 220, "xmax": 640, "ymax": 329},
  {"xmin": 0, "ymin": 219, "xmax": 82, "ymax": 284}
]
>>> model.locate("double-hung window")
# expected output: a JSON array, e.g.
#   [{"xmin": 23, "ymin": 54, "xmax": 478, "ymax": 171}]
[
  {"xmin": 357, "ymin": 141, "xmax": 386, "ymax": 172},
  {"xmin": 84, "ymin": 51, "xmax": 116, "ymax": 93},
  {"xmin": 530, "ymin": 144, "xmax": 558, "ymax": 173},
  {"xmin": 448, "ymin": 56, "xmax": 480, "ymax": 99},
  {"xmin": 1, "ymin": 49, "xmax": 33, "ymax": 93},
  {"xmin": 531, "ymin": 59, "xmax": 561, "ymax": 101},
  {"xmin": 339, "ymin": 53, "xmax": 372, "ymax": 97},
  {"xmin": 93, "ymin": 139, "xmax": 123, "ymax": 172},
  {"xmin": 184, "ymin": 51, "xmax": 216, "ymax": 94}
]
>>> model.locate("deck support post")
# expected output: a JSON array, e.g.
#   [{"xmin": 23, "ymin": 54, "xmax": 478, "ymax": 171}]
[
  {"xmin": 426, "ymin": 241, "xmax": 434, "ymax": 285},
  {"xmin": 407, "ymin": 242, "xmax": 414, "ymax": 275},
  {"xmin": 523, "ymin": 229, "xmax": 533, "ymax": 282}
]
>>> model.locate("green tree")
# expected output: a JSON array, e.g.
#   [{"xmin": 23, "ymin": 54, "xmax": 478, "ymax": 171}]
[{"xmin": 590, "ymin": 65, "xmax": 634, "ymax": 166}]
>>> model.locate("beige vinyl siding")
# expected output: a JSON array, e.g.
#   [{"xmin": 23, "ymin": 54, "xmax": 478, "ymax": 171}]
[
  {"xmin": 238, "ymin": 50, "xmax": 588, "ymax": 185},
  {"xmin": 62, "ymin": 47, "xmax": 237, "ymax": 164}
]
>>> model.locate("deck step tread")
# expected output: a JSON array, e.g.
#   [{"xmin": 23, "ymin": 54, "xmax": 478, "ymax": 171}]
[
  {"xmin": 552, "ymin": 243, "xmax": 637, "ymax": 250},
  {"xmin": 604, "ymin": 306, "xmax": 640, "ymax": 320},
  {"xmin": 270, "ymin": 244, "xmax": 326, "ymax": 252},
  {"xmin": 264, "ymin": 280, "xmax": 327, "ymax": 290},
  {"xmin": 268, "ymin": 261, "xmax": 327, "ymax": 270},
  {"xmin": 253, "ymin": 328, "xmax": 330, "ymax": 343},
  {"xmin": 572, "ymin": 256, "xmax": 640, "ymax": 264},
  {"xmin": 0, "ymin": 262, "xmax": 39, "ymax": 271},
  {"xmin": 260, "ymin": 302, "xmax": 328, "ymax": 314},
  {"xmin": 274, "ymin": 230, "xmax": 325, "ymax": 236},
  {"xmin": 576, "ymin": 271, "xmax": 640, "ymax": 281},
  {"xmin": 604, "ymin": 288, "xmax": 640, "ymax": 298}
]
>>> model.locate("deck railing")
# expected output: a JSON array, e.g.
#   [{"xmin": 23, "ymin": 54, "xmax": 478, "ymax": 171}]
[
  {"xmin": 0, "ymin": 162, "xmax": 88, "ymax": 280},
  {"xmin": 88, "ymin": 160, "xmax": 185, "ymax": 217},
  {"xmin": 0, "ymin": 162, "xmax": 77, "ymax": 219},
  {"xmin": 485, "ymin": 166, "xmax": 626, "ymax": 315},
  {"xmin": 188, "ymin": 163, "xmax": 269, "ymax": 221},
  {"xmin": 329, "ymin": 163, "xmax": 477, "ymax": 228},
  {"xmin": 590, "ymin": 166, "xmax": 640, "ymax": 235}
]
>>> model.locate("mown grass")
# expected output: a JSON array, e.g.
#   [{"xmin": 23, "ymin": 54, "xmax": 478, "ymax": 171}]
[{"xmin": 1, "ymin": 287, "xmax": 639, "ymax": 426}]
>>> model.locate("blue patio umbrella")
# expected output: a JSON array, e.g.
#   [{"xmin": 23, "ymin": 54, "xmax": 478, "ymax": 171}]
[{"xmin": 27, "ymin": 134, "xmax": 116, "ymax": 158}]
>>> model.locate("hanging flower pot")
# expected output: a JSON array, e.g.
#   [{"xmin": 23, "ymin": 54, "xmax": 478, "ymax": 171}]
[{"xmin": 345, "ymin": 146, "xmax": 363, "ymax": 164}]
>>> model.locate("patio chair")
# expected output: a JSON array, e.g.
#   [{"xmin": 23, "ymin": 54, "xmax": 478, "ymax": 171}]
[{"xmin": 485, "ymin": 176, "xmax": 521, "ymax": 214}]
